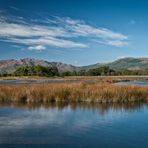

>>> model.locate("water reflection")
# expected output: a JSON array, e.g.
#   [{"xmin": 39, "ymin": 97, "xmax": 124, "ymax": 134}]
[
  {"xmin": 0, "ymin": 102, "xmax": 146, "ymax": 114},
  {"xmin": 0, "ymin": 102, "xmax": 148, "ymax": 147}
]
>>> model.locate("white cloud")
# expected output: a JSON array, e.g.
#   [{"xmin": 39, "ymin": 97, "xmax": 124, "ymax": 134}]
[
  {"xmin": 28, "ymin": 45, "xmax": 46, "ymax": 51},
  {"xmin": 0, "ymin": 15, "xmax": 129, "ymax": 50}
]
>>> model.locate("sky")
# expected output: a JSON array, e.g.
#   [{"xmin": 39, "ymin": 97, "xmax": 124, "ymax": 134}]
[{"xmin": 0, "ymin": 0, "xmax": 148, "ymax": 66}]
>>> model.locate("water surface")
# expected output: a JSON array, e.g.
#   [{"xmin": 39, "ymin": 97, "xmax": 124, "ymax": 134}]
[
  {"xmin": 0, "ymin": 103, "xmax": 148, "ymax": 148},
  {"xmin": 115, "ymin": 81, "xmax": 148, "ymax": 85},
  {"xmin": 0, "ymin": 79, "xmax": 80, "ymax": 84}
]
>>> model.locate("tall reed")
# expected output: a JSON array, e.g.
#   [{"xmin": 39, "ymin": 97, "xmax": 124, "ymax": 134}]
[{"xmin": 0, "ymin": 83, "xmax": 148, "ymax": 103}]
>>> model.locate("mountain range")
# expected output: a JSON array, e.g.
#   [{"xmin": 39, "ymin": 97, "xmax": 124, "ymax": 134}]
[
  {"xmin": 0, "ymin": 57, "xmax": 148, "ymax": 74},
  {"xmin": 0, "ymin": 58, "xmax": 76, "ymax": 74}
]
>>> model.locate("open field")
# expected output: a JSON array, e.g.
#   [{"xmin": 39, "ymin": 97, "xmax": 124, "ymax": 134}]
[{"xmin": 0, "ymin": 76, "xmax": 148, "ymax": 103}]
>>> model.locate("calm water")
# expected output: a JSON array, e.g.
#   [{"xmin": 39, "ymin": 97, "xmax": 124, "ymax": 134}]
[
  {"xmin": 0, "ymin": 103, "xmax": 148, "ymax": 148},
  {"xmin": 115, "ymin": 81, "xmax": 148, "ymax": 85},
  {"xmin": 0, "ymin": 79, "xmax": 80, "ymax": 84}
]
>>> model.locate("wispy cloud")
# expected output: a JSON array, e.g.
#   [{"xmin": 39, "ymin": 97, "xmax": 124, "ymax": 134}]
[
  {"xmin": 62, "ymin": 17, "xmax": 128, "ymax": 40},
  {"xmin": 8, "ymin": 37, "xmax": 87, "ymax": 48},
  {"xmin": 94, "ymin": 39, "xmax": 128, "ymax": 47},
  {"xmin": 0, "ymin": 15, "xmax": 129, "ymax": 51}
]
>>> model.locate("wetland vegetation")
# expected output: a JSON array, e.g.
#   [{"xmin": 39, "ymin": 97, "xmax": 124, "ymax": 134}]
[{"xmin": 0, "ymin": 76, "xmax": 148, "ymax": 104}]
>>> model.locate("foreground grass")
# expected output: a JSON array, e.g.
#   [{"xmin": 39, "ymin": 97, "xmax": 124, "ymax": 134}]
[{"xmin": 0, "ymin": 82, "xmax": 148, "ymax": 103}]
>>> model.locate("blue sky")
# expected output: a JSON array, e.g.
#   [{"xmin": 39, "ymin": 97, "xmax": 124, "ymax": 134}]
[{"xmin": 0, "ymin": 0, "xmax": 148, "ymax": 66}]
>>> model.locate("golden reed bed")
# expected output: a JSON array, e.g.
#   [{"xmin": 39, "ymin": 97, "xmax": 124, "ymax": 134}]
[{"xmin": 0, "ymin": 82, "xmax": 148, "ymax": 103}]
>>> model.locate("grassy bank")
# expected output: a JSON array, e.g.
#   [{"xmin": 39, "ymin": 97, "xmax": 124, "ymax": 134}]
[{"xmin": 0, "ymin": 82, "xmax": 148, "ymax": 103}]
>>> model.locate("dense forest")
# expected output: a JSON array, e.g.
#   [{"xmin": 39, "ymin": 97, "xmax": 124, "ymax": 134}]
[{"xmin": 0, "ymin": 65, "xmax": 148, "ymax": 77}]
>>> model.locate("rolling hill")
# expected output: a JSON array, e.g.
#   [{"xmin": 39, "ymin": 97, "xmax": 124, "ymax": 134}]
[{"xmin": 79, "ymin": 57, "xmax": 148, "ymax": 71}]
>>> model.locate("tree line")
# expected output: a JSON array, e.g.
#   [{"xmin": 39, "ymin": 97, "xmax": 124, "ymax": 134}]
[
  {"xmin": 0, "ymin": 66, "xmax": 59, "ymax": 77},
  {"xmin": 0, "ymin": 65, "xmax": 148, "ymax": 77}
]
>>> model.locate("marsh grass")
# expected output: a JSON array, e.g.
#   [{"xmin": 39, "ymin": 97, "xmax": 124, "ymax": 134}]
[{"xmin": 0, "ymin": 82, "xmax": 148, "ymax": 103}]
